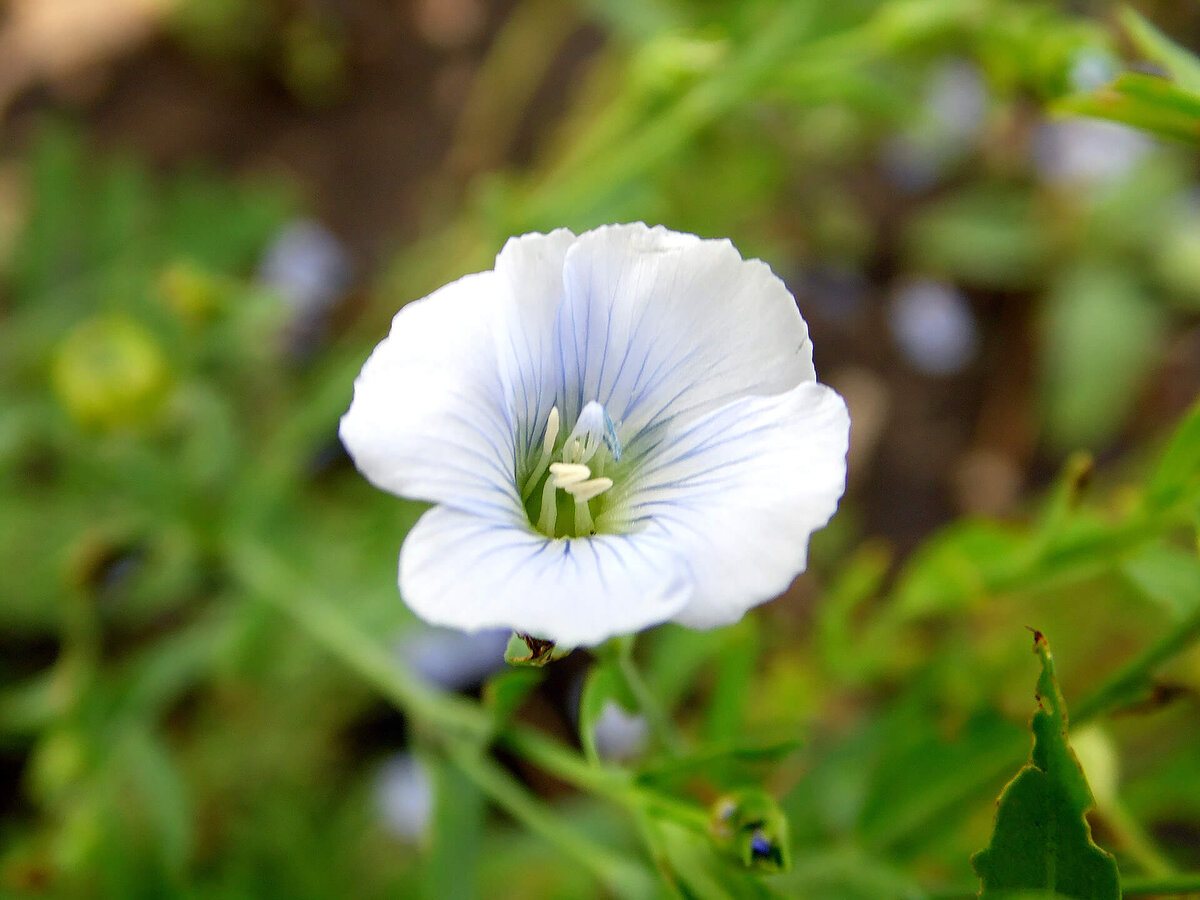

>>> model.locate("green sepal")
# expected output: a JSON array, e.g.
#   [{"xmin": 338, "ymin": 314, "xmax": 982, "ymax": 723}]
[{"xmin": 504, "ymin": 632, "xmax": 572, "ymax": 667}]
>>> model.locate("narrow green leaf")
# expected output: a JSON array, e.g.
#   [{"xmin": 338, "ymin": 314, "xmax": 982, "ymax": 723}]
[
  {"xmin": 1121, "ymin": 542, "xmax": 1200, "ymax": 620},
  {"xmin": 1040, "ymin": 263, "xmax": 1164, "ymax": 450},
  {"xmin": 482, "ymin": 667, "xmax": 544, "ymax": 727},
  {"xmin": 1120, "ymin": 7, "xmax": 1200, "ymax": 93},
  {"xmin": 1146, "ymin": 396, "xmax": 1200, "ymax": 511},
  {"xmin": 971, "ymin": 632, "xmax": 1120, "ymax": 899},
  {"xmin": 579, "ymin": 661, "xmax": 636, "ymax": 765},
  {"xmin": 422, "ymin": 756, "xmax": 485, "ymax": 900}
]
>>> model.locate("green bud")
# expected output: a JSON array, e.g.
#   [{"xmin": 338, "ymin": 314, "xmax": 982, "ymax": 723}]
[
  {"xmin": 51, "ymin": 315, "xmax": 171, "ymax": 430},
  {"xmin": 159, "ymin": 261, "xmax": 227, "ymax": 322},
  {"xmin": 708, "ymin": 788, "xmax": 791, "ymax": 873},
  {"xmin": 28, "ymin": 728, "xmax": 89, "ymax": 804}
]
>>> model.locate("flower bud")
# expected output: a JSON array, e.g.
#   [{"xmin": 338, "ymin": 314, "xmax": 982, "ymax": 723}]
[{"xmin": 51, "ymin": 315, "xmax": 170, "ymax": 430}]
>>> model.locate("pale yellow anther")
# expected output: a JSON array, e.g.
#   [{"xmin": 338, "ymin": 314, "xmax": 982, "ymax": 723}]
[
  {"xmin": 562, "ymin": 476, "xmax": 613, "ymax": 503},
  {"xmin": 542, "ymin": 406, "xmax": 560, "ymax": 454},
  {"xmin": 549, "ymin": 462, "xmax": 591, "ymax": 486}
]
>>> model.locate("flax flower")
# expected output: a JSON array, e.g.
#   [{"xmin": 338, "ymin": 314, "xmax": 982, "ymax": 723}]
[{"xmin": 340, "ymin": 224, "xmax": 849, "ymax": 647}]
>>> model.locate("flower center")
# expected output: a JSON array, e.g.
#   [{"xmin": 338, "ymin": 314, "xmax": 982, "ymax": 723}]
[{"xmin": 520, "ymin": 401, "xmax": 626, "ymax": 539}]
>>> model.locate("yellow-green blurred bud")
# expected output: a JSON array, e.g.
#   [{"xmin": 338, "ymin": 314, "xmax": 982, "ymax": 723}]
[
  {"xmin": 51, "ymin": 315, "xmax": 170, "ymax": 430},
  {"xmin": 28, "ymin": 728, "xmax": 89, "ymax": 804},
  {"xmin": 159, "ymin": 261, "xmax": 226, "ymax": 322}
]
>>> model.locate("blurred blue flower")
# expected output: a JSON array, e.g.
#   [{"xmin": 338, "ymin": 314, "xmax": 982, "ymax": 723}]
[
  {"xmin": 259, "ymin": 219, "xmax": 352, "ymax": 356},
  {"xmin": 1033, "ymin": 119, "xmax": 1152, "ymax": 186},
  {"xmin": 888, "ymin": 279, "xmax": 979, "ymax": 376},
  {"xmin": 375, "ymin": 754, "xmax": 434, "ymax": 844},
  {"xmin": 592, "ymin": 700, "xmax": 649, "ymax": 762},
  {"xmin": 398, "ymin": 625, "xmax": 510, "ymax": 691},
  {"xmin": 340, "ymin": 224, "xmax": 849, "ymax": 646}
]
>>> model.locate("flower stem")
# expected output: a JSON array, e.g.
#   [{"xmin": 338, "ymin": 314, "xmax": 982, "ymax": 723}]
[
  {"xmin": 613, "ymin": 635, "xmax": 686, "ymax": 757},
  {"xmin": 443, "ymin": 739, "xmax": 655, "ymax": 897},
  {"xmin": 234, "ymin": 541, "xmax": 659, "ymax": 893},
  {"xmin": 231, "ymin": 541, "xmax": 491, "ymax": 740}
]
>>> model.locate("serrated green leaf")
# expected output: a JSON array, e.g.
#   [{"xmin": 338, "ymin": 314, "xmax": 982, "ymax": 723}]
[{"xmin": 971, "ymin": 632, "xmax": 1120, "ymax": 900}]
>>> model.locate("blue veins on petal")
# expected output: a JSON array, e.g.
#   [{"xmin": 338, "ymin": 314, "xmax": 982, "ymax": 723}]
[{"xmin": 341, "ymin": 224, "xmax": 850, "ymax": 646}]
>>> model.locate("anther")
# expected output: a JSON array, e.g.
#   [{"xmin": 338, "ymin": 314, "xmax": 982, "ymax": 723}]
[
  {"xmin": 549, "ymin": 462, "xmax": 591, "ymax": 486},
  {"xmin": 561, "ymin": 476, "xmax": 613, "ymax": 503}
]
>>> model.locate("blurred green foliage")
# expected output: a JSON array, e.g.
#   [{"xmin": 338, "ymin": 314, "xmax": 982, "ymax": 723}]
[{"xmin": 3, "ymin": 0, "xmax": 1200, "ymax": 898}]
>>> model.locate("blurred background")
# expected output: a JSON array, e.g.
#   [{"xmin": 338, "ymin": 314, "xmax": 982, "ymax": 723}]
[{"xmin": 3, "ymin": 0, "xmax": 1200, "ymax": 897}]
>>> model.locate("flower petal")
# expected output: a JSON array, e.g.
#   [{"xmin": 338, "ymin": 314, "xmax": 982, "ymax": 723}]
[
  {"xmin": 339, "ymin": 271, "xmax": 522, "ymax": 518},
  {"xmin": 627, "ymin": 381, "xmax": 850, "ymax": 629},
  {"xmin": 491, "ymin": 229, "xmax": 578, "ymax": 472},
  {"xmin": 399, "ymin": 506, "xmax": 692, "ymax": 646},
  {"xmin": 555, "ymin": 223, "xmax": 816, "ymax": 444}
]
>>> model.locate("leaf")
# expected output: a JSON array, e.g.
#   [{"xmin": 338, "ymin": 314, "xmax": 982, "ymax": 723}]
[
  {"xmin": 1040, "ymin": 263, "xmax": 1164, "ymax": 450},
  {"xmin": 482, "ymin": 667, "xmax": 544, "ymax": 727},
  {"xmin": 1119, "ymin": 7, "xmax": 1200, "ymax": 93},
  {"xmin": 702, "ymin": 619, "xmax": 760, "ymax": 744},
  {"xmin": 1120, "ymin": 541, "xmax": 1200, "ymax": 620},
  {"xmin": 1055, "ymin": 73, "xmax": 1200, "ymax": 144},
  {"xmin": 578, "ymin": 661, "xmax": 636, "ymax": 765},
  {"xmin": 971, "ymin": 632, "xmax": 1120, "ymax": 900},
  {"xmin": 893, "ymin": 519, "xmax": 1029, "ymax": 616},
  {"xmin": 422, "ymin": 756, "xmax": 486, "ymax": 900},
  {"xmin": 1146, "ymin": 396, "xmax": 1200, "ymax": 512}
]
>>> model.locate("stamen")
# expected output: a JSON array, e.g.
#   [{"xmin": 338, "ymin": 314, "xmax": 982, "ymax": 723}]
[
  {"xmin": 549, "ymin": 462, "xmax": 591, "ymax": 486},
  {"xmin": 561, "ymin": 476, "xmax": 613, "ymax": 503},
  {"xmin": 522, "ymin": 406, "xmax": 561, "ymax": 500},
  {"xmin": 543, "ymin": 406, "xmax": 560, "ymax": 454},
  {"xmin": 574, "ymin": 497, "xmax": 595, "ymax": 534},
  {"xmin": 537, "ymin": 478, "xmax": 558, "ymax": 535}
]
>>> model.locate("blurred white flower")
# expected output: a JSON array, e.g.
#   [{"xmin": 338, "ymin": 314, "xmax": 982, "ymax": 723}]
[
  {"xmin": 375, "ymin": 754, "xmax": 434, "ymax": 844},
  {"xmin": 340, "ymin": 224, "xmax": 849, "ymax": 646}
]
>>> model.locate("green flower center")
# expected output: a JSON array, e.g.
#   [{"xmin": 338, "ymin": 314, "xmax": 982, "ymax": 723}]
[{"xmin": 520, "ymin": 401, "xmax": 631, "ymax": 539}]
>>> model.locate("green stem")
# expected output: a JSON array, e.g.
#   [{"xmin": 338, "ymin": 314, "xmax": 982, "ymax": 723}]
[
  {"xmin": 443, "ymin": 739, "xmax": 654, "ymax": 897},
  {"xmin": 614, "ymin": 635, "xmax": 686, "ymax": 757},
  {"xmin": 1123, "ymin": 873, "xmax": 1200, "ymax": 896},
  {"xmin": 1073, "ymin": 604, "xmax": 1200, "ymax": 725},
  {"xmin": 231, "ymin": 541, "xmax": 491, "ymax": 740}
]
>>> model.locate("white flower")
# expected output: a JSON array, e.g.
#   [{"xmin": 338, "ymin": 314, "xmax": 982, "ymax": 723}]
[{"xmin": 340, "ymin": 224, "xmax": 849, "ymax": 647}]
